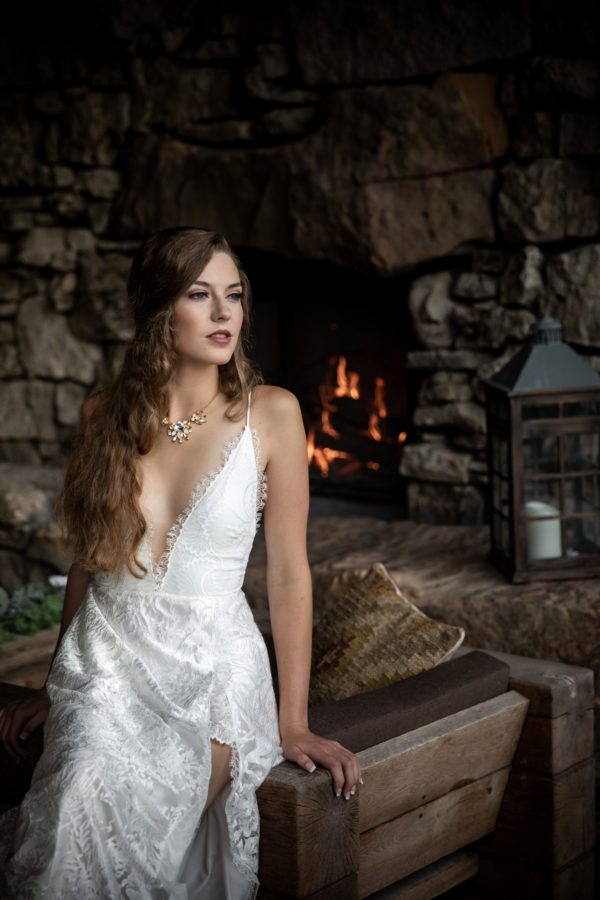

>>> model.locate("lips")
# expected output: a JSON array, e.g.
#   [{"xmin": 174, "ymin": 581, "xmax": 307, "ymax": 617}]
[{"xmin": 207, "ymin": 330, "xmax": 232, "ymax": 343}]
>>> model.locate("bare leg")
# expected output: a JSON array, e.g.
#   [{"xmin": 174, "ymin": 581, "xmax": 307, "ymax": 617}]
[{"xmin": 203, "ymin": 739, "xmax": 232, "ymax": 813}]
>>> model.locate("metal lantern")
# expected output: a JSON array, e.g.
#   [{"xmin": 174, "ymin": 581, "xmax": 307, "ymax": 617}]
[{"xmin": 485, "ymin": 315, "xmax": 600, "ymax": 583}]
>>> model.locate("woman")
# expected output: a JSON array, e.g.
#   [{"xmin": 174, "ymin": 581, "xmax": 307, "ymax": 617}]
[{"xmin": 0, "ymin": 226, "xmax": 361, "ymax": 899}]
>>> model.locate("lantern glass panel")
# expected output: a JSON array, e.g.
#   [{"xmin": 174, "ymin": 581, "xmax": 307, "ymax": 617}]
[
  {"xmin": 564, "ymin": 476, "xmax": 600, "ymax": 515},
  {"xmin": 565, "ymin": 517, "xmax": 600, "ymax": 555},
  {"xmin": 522, "ymin": 403, "xmax": 560, "ymax": 420},
  {"xmin": 563, "ymin": 399, "xmax": 600, "ymax": 417},
  {"xmin": 523, "ymin": 435, "xmax": 559, "ymax": 475},
  {"xmin": 524, "ymin": 479, "xmax": 561, "ymax": 509},
  {"xmin": 564, "ymin": 433, "xmax": 599, "ymax": 471}
]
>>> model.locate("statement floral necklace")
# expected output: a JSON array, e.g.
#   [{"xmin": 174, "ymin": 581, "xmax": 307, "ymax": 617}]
[{"xmin": 161, "ymin": 388, "xmax": 220, "ymax": 444}]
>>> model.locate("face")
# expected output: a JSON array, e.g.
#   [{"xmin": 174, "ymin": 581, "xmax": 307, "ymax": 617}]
[{"xmin": 172, "ymin": 252, "xmax": 245, "ymax": 366}]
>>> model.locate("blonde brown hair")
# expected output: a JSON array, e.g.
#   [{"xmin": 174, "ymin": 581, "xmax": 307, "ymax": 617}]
[{"xmin": 57, "ymin": 226, "xmax": 262, "ymax": 578}]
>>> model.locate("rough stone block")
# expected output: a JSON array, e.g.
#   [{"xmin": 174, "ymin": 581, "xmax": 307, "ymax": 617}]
[
  {"xmin": 400, "ymin": 443, "xmax": 472, "ymax": 484},
  {"xmin": 498, "ymin": 159, "xmax": 600, "ymax": 242},
  {"xmin": 17, "ymin": 296, "xmax": 102, "ymax": 382},
  {"xmin": 453, "ymin": 272, "xmax": 498, "ymax": 300},
  {"xmin": 545, "ymin": 243, "xmax": 600, "ymax": 348},
  {"xmin": 289, "ymin": 0, "xmax": 531, "ymax": 83},
  {"xmin": 408, "ymin": 273, "xmax": 455, "ymax": 349},
  {"xmin": 499, "ymin": 246, "xmax": 544, "ymax": 309},
  {"xmin": 413, "ymin": 402, "xmax": 486, "ymax": 435}
]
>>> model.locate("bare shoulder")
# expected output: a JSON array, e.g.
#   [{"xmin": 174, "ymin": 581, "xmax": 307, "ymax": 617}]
[
  {"xmin": 250, "ymin": 385, "xmax": 305, "ymax": 465},
  {"xmin": 251, "ymin": 384, "xmax": 302, "ymax": 427}
]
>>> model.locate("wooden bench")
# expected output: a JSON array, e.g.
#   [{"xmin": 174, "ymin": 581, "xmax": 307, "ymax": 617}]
[
  {"xmin": 256, "ymin": 650, "xmax": 528, "ymax": 899},
  {"xmin": 0, "ymin": 650, "xmax": 594, "ymax": 899}
]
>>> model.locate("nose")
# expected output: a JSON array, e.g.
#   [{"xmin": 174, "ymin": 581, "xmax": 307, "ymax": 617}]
[{"xmin": 212, "ymin": 294, "xmax": 232, "ymax": 320}]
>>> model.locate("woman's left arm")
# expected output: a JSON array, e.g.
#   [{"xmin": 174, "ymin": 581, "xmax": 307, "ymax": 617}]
[{"xmin": 260, "ymin": 388, "xmax": 362, "ymax": 799}]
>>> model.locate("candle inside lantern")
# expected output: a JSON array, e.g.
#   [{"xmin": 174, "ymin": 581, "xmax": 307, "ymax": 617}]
[{"xmin": 525, "ymin": 501, "xmax": 562, "ymax": 560}]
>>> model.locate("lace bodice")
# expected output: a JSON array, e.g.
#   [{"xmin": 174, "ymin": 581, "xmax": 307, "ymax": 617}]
[{"xmin": 96, "ymin": 423, "xmax": 267, "ymax": 598}]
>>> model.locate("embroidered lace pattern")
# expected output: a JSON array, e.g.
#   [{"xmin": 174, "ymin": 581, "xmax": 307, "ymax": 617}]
[
  {"xmin": 0, "ymin": 419, "xmax": 282, "ymax": 899},
  {"xmin": 150, "ymin": 426, "xmax": 267, "ymax": 590}
]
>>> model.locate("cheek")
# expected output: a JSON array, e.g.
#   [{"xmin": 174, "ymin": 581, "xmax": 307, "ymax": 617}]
[{"xmin": 174, "ymin": 304, "xmax": 202, "ymax": 331}]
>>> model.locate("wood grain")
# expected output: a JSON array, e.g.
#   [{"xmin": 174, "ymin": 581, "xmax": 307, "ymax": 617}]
[
  {"xmin": 365, "ymin": 850, "xmax": 478, "ymax": 900},
  {"xmin": 480, "ymin": 757, "xmax": 596, "ymax": 867},
  {"xmin": 258, "ymin": 762, "xmax": 359, "ymax": 897},
  {"xmin": 513, "ymin": 708, "xmax": 594, "ymax": 774},
  {"xmin": 358, "ymin": 769, "xmax": 510, "ymax": 898},
  {"xmin": 357, "ymin": 691, "xmax": 528, "ymax": 832}
]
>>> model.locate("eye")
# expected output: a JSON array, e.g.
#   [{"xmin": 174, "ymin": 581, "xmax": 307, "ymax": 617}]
[
  {"xmin": 228, "ymin": 292, "xmax": 242, "ymax": 302},
  {"xmin": 189, "ymin": 290, "xmax": 209, "ymax": 300}
]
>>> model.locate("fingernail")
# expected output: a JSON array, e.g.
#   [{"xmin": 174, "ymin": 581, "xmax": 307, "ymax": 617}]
[
  {"xmin": 350, "ymin": 788, "xmax": 356, "ymax": 796},
  {"xmin": 360, "ymin": 778, "xmax": 364, "ymax": 785},
  {"xmin": 335, "ymin": 789, "xmax": 341, "ymax": 797},
  {"xmin": 307, "ymin": 764, "xmax": 316, "ymax": 773},
  {"xmin": 345, "ymin": 793, "xmax": 351, "ymax": 800}
]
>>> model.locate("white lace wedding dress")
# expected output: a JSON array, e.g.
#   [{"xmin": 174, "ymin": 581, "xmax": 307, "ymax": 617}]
[{"xmin": 0, "ymin": 393, "xmax": 284, "ymax": 899}]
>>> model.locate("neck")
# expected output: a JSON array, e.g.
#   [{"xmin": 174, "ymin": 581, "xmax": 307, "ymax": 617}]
[{"xmin": 167, "ymin": 362, "xmax": 220, "ymax": 420}]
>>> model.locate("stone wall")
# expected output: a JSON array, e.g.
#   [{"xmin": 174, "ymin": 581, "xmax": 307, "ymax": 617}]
[{"xmin": 1, "ymin": 0, "xmax": 600, "ymax": 583}]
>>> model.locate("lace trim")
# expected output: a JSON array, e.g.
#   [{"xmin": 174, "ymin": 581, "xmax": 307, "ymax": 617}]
[
  {"xmin": 251, "ymin": 428, "xmax": 268, "ymax": 529},
  {"xmin": 150, "ymin": 426, "xmax": 267, "ymax": 587}
]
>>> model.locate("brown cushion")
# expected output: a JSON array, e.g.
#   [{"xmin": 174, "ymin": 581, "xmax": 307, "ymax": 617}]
[
  {"xmin": 309, "ymin": 563, "xmax": 465, "ymax": 705},
  {"xmin": 308, "ymin": 650, "xmax": 510, "ymax": 753}
]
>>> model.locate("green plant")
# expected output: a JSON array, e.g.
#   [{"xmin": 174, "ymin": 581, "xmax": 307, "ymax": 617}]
[{"xmin": 0, "ymin": 580, "xmax": 65, "ymax": 648}]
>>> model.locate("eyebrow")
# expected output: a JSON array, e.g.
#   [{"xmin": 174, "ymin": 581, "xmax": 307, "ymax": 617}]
[{"xmin": 192, "ymin": 280, "xmax": 242, "ymax": 289}]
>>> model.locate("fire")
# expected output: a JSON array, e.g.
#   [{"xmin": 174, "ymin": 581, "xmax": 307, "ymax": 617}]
[
  {"xmin": 307, "ymin": 426, "xmax": 363, "ymax": 478},
  {"xmin": 363, "ymin": 377, "xmax": 388, "ymax": 441},
  {"xmin": 308, "ymin": 354, "xmax": 399, "ymax": 479},
  {"xmin": 319, "ymin": 383, "xmax": 340, "ymax": 439},
  {"xmin": 333, "ymin": 356, "xmax": 360, "ymax": 400}
]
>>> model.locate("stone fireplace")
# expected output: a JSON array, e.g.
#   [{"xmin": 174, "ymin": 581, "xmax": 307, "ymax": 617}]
[
  {"xmin": 244, "ymin": 251, "xmax": 411, "ymax": 502},
  {"xmin": 1, "ymin": 0, "xmax": 600, "ymax": 585}
]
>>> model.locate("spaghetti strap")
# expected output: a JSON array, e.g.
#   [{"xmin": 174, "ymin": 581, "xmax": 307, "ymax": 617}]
[{"xmin": 246, "ymin": 390, "xmax": 252, "ymax": 427}]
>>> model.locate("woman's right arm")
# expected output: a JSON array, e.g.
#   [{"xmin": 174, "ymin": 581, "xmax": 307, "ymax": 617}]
[{"xmin": 0, "ymin": 562, "xmax": 90, "ymax": 762}]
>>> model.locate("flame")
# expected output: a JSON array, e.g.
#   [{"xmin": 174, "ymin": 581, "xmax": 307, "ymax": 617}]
[
  {"xmin": 374, "ymin": 377, "xmax": 386, "ymax": 418},
  {"xmin": 319, "ymin": 383, "xmax": 340, "ymax": 439},
  {"xmin": 362, "ymin": 376, "xmax": 388, "ymax": 441},
  {"xmin": 307, "ymin": 426, "xmax": 316, "ymax": 466},
  {"xmin": 334, "ymin": 356, "xmax": 360, "ymax": 400},
  {"xmin": 309, "ymin": 356, "xmax": 397, "ymax": 478}
]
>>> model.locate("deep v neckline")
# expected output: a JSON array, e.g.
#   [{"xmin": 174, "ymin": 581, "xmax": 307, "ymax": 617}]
[{"xmin": 147, "ymin": 425, "xmax": 249, "ymax": 587}]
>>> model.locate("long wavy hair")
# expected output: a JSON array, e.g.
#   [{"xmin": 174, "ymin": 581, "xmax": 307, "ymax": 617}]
[{"xmin": 57, "ymin": 226, "xmax": 262, "ymax": 578}]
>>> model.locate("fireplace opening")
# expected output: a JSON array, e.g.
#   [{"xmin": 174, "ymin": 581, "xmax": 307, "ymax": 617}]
[{"xmin": 240, "ymin": 249, "xmax": 413, "ymax": 506}]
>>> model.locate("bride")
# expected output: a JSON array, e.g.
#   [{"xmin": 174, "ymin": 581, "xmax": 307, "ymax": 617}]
[{"xmin": 0, "ymin": 226, "xmax": 361, "ymax": 899}]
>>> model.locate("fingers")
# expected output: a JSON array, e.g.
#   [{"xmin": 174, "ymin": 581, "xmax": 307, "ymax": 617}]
[
  {"xmin": 329, "ymin": 749, "xmax": 362, "ymax": 799},
  {"xmin": 0, "ymin": 695, "xmax": 49, "ymax": 764},
  {"xmin": 288, "ymin": 747, "xmax": 317, "ymax": 774},
  {"xmin": 20, "ymin": 708, "xmax": 47, "ymax": 741},
  {"xmin": 0, "ymin": 704, "xmax": 28, "ymax": 763},
  {"xmin": 281, "ymin": 731, "xmax": 362, "ymax": 799},
  {"xmin": 302, "ymin": 743, "xmax": 361, "ymax": 798}
]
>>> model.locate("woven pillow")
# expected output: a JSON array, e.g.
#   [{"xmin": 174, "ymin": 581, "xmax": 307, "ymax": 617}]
[{"xmin": 309, "ymin": 562, "xmax": 465, "ymax": 705}]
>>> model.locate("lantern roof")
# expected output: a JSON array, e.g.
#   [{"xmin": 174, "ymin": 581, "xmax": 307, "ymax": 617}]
[{"xmin": 486, "ymin": 315, "xmax": 600, "ymax": 394}]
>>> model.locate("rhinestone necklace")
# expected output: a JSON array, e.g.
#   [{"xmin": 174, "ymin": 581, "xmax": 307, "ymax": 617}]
[{"xmin": 161, "ymin": 388, "xmax": 220, "ymax": 444}]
